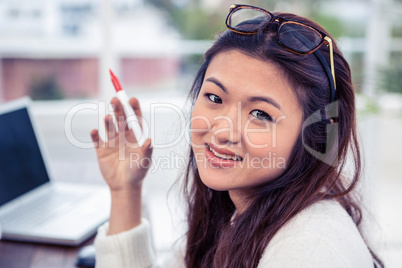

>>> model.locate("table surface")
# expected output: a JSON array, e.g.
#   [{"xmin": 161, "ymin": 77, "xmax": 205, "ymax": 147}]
[{"xmin": 0, "ymin": 236, "xmax": 95, "ymax": 268}]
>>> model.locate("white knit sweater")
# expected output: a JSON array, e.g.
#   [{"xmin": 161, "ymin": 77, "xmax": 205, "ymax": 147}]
[{"xmin": 94, "ymin": 200, "xmax": 374, "ymax": 267}]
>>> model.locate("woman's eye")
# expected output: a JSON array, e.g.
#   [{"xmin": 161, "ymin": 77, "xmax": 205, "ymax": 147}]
[
  {"xmin": 206, "ymin": 93, "xmax": 222, "ymax": 104},
  {"xmin": 251, "ymin": 110, "xmax": 272, "ymax": 121}
]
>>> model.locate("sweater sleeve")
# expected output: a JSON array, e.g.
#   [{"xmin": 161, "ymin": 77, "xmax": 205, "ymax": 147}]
[{"xmin": 94, "ymin": 219, "xmax": 156, "ymax": 268}]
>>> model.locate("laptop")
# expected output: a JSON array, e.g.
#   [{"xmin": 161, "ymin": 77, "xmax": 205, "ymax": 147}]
[{"xmin": 0, "ymin": 97, "xmax": 110, "ymax": 246}]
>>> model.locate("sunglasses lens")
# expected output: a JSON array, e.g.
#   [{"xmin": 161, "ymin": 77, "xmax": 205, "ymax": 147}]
[
  {"xmin": 277, "ymin": 22, "xmax": 323, "ymax": 53},
  {"xmin": 228, "ymin": 8, "xmax": 271, "ymax": 33}
]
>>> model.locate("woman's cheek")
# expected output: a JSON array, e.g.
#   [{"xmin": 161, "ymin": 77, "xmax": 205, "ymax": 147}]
[
  {"xmin": 191, "ymin": 105, "xmax": 212, "ymax": 143},
  {"xmin": 245, "ymin": 127, "xmax": 292, "ymax": 170},
  {"xmin": 243, "ymin": 127, "xmax": 273, "ymax": 149}
]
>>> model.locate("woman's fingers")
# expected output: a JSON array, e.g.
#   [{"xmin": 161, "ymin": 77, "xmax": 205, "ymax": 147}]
[
  {"xmin": 90, "ymin": 129, "xmax": 104, "ymax": 148},
  {"xmin": 111, "ymin": 97, "xmax": 129, "ymax": 133},
  {"xmin": 107, "ymin": 97, "xmax": 146, "ymax": 146},
  {"xmin": 105, "ymin": 114, "xmax": 117, "ymax": 143},
  {"xmin": 142, "ymin": 138, "xmax": 153, "ymax": 155},
  {"xmin": 129, "ymin": 98, "xmax": 143, "ymax": 129},
  {"xmin": 124, "ymin": 97, "xmax": 144, "ymax": 145}
]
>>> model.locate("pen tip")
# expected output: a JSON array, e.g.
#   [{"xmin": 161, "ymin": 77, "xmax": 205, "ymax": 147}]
[{"xmin": 109, "ymin": 69, "xmax": 122, "ymax": 92}]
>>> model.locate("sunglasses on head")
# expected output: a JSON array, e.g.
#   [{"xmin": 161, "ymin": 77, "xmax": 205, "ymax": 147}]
[{"xmin": 226, "ymin": 4, "xmax": 336, "ymax": 102}]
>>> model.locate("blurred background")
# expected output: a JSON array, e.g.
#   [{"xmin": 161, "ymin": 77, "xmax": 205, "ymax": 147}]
[{"xmin": 0, "ymin": 0, "xmax": 401, "ymax": 266}]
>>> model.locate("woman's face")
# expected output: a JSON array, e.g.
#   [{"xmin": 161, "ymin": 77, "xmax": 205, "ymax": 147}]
[{"xmin": 191, "ymin": 50, "xmax": 303, "ymax": 208}]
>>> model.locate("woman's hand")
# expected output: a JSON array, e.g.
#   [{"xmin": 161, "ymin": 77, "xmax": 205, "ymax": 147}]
[
  {"xmin": 90, "ymin": 97, "xmax": 152, "ymax": 234},
  {"xmin": 90, "ymin": 97, "xmax": 153, "ymax": 192}
]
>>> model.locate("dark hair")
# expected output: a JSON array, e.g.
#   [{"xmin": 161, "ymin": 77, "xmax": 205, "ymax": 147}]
[{"xmin": 182, "ymin": 12, "xmax": 383, "ymax": 268}]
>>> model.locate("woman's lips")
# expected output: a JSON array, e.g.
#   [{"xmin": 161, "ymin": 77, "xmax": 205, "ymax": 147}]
[
  {"xmin": 207, "ymin": 143, "xmax": 241, "ymax": 159},
  {"xmin": 205, "ymin": 143, "xmax": 242, "ymax": 168}
]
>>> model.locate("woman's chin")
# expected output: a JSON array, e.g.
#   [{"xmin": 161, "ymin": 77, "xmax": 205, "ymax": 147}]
[{"xmin": 199, "ymin": 175, "xmax": 232, "ymax": 192}]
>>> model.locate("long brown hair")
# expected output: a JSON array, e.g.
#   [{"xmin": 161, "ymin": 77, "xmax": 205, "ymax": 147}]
[{"xmin": 182, "ymin": 12, "xmax": 383, "ymax": 268}]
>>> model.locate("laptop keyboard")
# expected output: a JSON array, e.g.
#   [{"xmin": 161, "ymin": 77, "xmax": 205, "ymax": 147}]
[{"xmin": 1, "ymin": 189, "xmax": 88, "ymax": 229}]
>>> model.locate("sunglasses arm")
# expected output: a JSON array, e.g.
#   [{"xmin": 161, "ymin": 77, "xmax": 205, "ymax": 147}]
[{"xmin": 324, "ymin": 36, "xmax": 336, "ymax": 90}]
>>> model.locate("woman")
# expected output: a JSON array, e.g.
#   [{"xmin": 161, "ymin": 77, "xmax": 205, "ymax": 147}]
[{"xmin": 90, "ymin": 4, "xmax": 382, "ymax": 267}]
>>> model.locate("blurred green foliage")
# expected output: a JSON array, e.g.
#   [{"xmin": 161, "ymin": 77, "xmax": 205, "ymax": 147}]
[
  {"xmin": 393, "ymin": 26, "xmax": 402, "ymax": 37},
  {"xmin": 310, "ymin": 13, "xmax": 344, "ymax": 38},
  {"xmin": 377, "ymin": 52, "xmax": 402, "ymax": 94},
  {"xmin": 379, "ymin": 67, "xmax": 402, "ymax": 94},
  {"xmin": 356, "ymin": 92, "xmax": 380, "ymax": 117},
  {"xmin": 169, "ymin": 8, "xmax": 226, "ymax": 40},
  {"xmin": 148, "ymin": 0, "xmax": 346, "ymax": 39},
  {"xmin": 148, "ymin": 0, "xmax": 223, "ymax": 39},
  {"xmin": 349, "ymin": 53, "xmax": 365, "ymax": 93}
]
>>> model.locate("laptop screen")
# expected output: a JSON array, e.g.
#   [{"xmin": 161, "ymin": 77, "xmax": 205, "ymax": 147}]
[{"xmin": 0, "ymin": 107, "xmax": 50, "ymax": 206}]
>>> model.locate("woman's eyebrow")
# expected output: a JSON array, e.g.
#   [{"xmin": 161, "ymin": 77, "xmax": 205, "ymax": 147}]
[
  {"xmin": 205, "ymin": 76, "xmax": 282, "ymax": 111},
  {"xmin": 205, "ymin": 77, "xmax": 228, "ymax": 94},
  {"xmin": 248, "ymin": 96, "xmax": 282, "ymax": 111}
]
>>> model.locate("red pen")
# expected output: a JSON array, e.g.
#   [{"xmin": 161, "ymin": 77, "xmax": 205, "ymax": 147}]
[{"xmin": 109, "ymin": 69, "xmax": 145, "ymax": 146}]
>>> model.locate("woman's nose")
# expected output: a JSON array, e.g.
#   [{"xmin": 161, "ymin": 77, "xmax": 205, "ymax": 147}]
[{"xmin": 211, "ymin": 107, "xmax": 241, "ymax": 145}]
